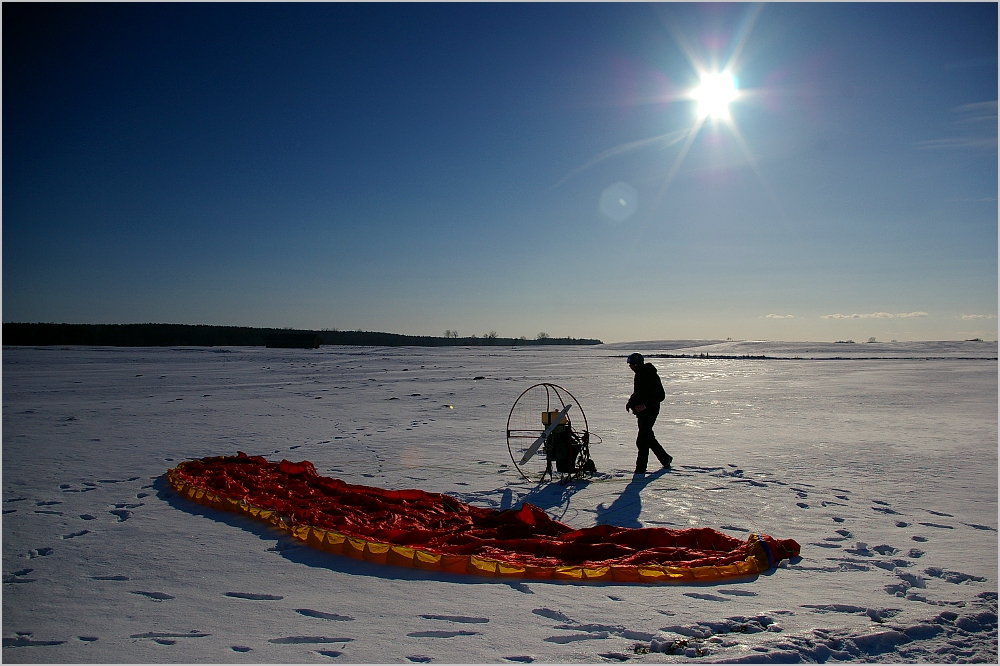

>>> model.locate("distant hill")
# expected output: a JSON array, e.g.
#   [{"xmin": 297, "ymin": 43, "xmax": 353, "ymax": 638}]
[{"xmin": 2, "ymin": 323, "xmax": 602, "ymax": 348}]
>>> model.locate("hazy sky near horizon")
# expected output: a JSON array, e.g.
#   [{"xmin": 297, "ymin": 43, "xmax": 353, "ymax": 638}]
[{"xmin": 4, "ymin": 3, "xmax": 997, "ymax": 343}]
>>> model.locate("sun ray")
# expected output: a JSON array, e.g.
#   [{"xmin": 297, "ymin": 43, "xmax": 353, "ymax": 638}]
[
  {"xmin": 551, "ymin": 129, "xmax": 690, "ymax": 189},
  {"xmin": 654, "ymin": 8, "xmax": 709, "ymax": 80},
  {"xmin": 651, "ymin": 116, "xmax": 706, "ymax": 206},
  {"xmin": 723, "ymin": 4, "xmax": 765, "ymax": 73},
  {"xmin": 724, "ymin": 117, "xmax": 787, "ymax": 223}
]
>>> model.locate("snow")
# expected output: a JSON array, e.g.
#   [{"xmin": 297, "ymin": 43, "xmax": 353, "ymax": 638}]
[{"xmin": 3, "ymin": 341, "xmax": 997, "ymax": 663}]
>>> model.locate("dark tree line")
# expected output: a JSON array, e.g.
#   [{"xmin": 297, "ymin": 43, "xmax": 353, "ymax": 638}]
[{"xmin": 2, "ymin": 323, "xmax": 602, "ymax": 348}]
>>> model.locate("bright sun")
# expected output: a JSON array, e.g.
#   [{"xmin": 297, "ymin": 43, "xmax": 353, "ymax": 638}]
[{"xmin": 691, "ymin": 71, "xmax": 739, "ymax": 120}]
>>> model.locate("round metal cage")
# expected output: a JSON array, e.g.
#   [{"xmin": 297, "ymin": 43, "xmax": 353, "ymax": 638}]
[{"xmin": 506, "ymin": 382, "xmax": 592, "ymax": 483}]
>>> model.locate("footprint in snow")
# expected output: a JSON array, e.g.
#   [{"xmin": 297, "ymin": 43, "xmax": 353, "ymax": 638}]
[
  {"xmin": 599, "ymin": 652, "xmax": 632, "ymax": 662},
  {"xmin": 532, "ymin": 608, "xmax": 573, "ymax": 623},
  {"xmin": 2, "ymin": 634, "xmax": 66, "ymax": 647},
  {"xmin": 295, "ymin": 609, "xmax": 354, "ymax": 621},
  {"xmin": 918, "ymin": 522, "xmax": 953, "ymax": 529},
  {"xmin": 924, "ymin": 567, "xmax": 987, "ymax": 584},
  {"xmin": 543, "ymin": 632, "xmax": 609, "ymax": 644},
  {"xmin": 911, "ymin": 535, "xmax": 929, "ymax": 542},
  {"xmin": 317, "ymin": 649, "xmax": 343, "ymax": 658},
  {"xmin": 406, "ymin": 630, "xmax": 480, "ymax": 638},
  {"xmin": 78, "ymin": 636, "xmax": 98, "ymax": 642},
  {"xmin": 268, "ymin": 636, "xmax": 353, "ymax": 645},
  {"xmin": 720, "ymin": 525, "xmax": 749, "ymax": 532},
  {"xmin": 130, "ymin": 590, "xmax": 175, "ymax": 601},
  {"xmin": 420, "ymin": 614, "xmax": 488, "ymax": 624},
  {"xmin": 109, "ymin": 510, "xmax": 131, "ymax": 522},
  {"xmin": 61, "ymin": 530, "xmax": 89, "ymax": 539},
  {"xmin": 406, "ymin": 656, "xmax": 433, "ymax": 663},
  {"xmin": 91, "ymin": 575, "xmax": 129, "ymax": 581},
  {"xmin": 25, "ymin": 548, "xmax": 53, "ymax": 558},
  {"xmin": 505, "ymin": 581, "xmax": 533, "ymax": 594},
  {"xmin": 504, "ymin": 656, "xmax": 534, "ymax": 663},
  {"xmin": 130, "ymin": 631, "xmax": 209, "ymax": 640},
  {"xmin": 225, "ymin": 592, "xmax": 283, "ymax": 601},
  {"xmin": 885, "ymin": 570, "xmax": 929, "ymax": 596},
  {"xmin": 3, "ymin": 570, "xmax": 37, "ymax": 584},
  {"xmin": 801, "ymin": 604, "xmax": 901, "ymax": 623},
  {"xmin": 684, "ymin": 592, "xmax": 729, "ymax": 602},
  {"xmin": 844, "ymin": 542, "xmax": 896, "ymax": 556},
  {"xmin": 231, "ymin": 645, "xmax": 252, "ymax": 653}
]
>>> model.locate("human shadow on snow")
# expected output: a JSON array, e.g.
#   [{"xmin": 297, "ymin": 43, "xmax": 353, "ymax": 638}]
[
  {"xmin": 154, "ymin": 474, "xmax": 764, "ymax": 588},
  {"xmin": 513, "ymin": 479, "xmax": 593, "ymax": 520},
  {"xmin": 594, "ymin": 470, "xmax": 668, "ymax": 528},
  {"xmin": 514, "ymin": 471, "xmax": 662, "ymax": 528}
]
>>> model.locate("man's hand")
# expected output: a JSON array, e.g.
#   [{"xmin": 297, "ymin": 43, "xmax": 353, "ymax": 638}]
[{"xmin": 632, "ymin": 403, "xmax": 646, "ymax": 413}]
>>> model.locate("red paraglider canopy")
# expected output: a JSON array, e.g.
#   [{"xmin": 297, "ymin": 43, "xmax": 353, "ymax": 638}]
[{"xmin": 167, "ymin": 453, "xmax": 800, "ymax": 583}]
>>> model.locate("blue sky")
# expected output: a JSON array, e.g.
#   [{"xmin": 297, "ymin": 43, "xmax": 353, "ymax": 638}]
[{"xmin": 4, "ymin": 3, "xmax": 997, "ymax": 343}]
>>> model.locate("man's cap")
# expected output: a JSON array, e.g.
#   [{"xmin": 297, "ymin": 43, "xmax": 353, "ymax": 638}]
[{"xmin": 627, "ymin": 352, "xmax": 644, "ymax": 366}]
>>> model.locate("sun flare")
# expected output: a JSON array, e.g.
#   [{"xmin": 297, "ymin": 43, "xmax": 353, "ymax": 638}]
[{"xmin": 691, "ymin": 71, "xmax": 739, "ymax": 120}]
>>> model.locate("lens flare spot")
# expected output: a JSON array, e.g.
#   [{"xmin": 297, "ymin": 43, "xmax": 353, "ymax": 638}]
[
  {"xmin": 400, "ymin": 446, "xmax": 424, "ymax": 469},
  {"xmin": 599, "ymin": 182, "xmax": 638, "ymax": 222}
]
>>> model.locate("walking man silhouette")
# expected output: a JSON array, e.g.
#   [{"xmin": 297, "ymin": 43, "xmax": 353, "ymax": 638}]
[{"xmin": 625, "ymin": 353, "xmax": 672, "ymax": 475}]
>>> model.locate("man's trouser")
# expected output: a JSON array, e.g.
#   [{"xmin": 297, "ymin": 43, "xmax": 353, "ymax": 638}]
[{"xmin": 635, "ymin": 407, "xmax": 671, "ymax": 473}]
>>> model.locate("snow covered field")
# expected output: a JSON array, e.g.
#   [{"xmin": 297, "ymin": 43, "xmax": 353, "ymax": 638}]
[{"xmin": 3, "ymin": 341, "xmax": 997, "ymax": 663}]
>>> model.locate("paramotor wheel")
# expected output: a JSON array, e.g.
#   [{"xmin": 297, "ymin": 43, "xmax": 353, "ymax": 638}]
[{"xmin": 506, "ymin": 383, "xmax": 591, "ymax": 482}]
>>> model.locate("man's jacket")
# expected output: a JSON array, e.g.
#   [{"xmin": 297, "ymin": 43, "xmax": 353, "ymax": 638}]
[{"xmin": 627, "ymin": 362, "xmax": 666, "ymax": 413}]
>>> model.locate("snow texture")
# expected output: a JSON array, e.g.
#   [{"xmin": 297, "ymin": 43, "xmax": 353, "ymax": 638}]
[{"xmin": 3, "ymin": 341, "xmax": 997, "ymax": 663}]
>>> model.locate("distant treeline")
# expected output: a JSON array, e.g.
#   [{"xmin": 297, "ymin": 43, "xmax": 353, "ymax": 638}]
[
  {"xmin": 641, "ymin": 353, "xmax": 997, "ymax": 361},
  {"xmin": 3, "ymin": 323, "xmax": 602, "ymax": 348}
]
